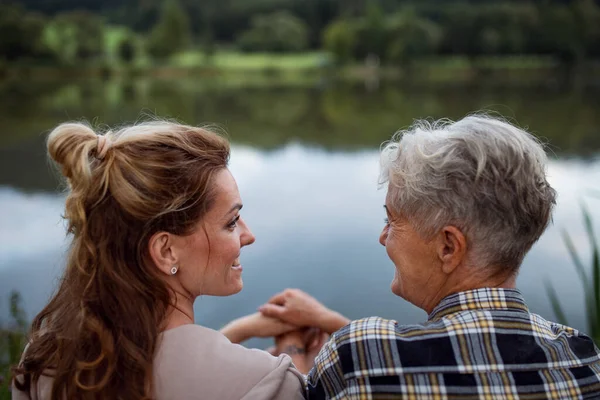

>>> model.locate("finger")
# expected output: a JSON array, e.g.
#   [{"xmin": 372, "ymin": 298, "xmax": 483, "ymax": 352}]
[
  {"xmin": 258, "ymin": 303, "xmax": 285, "ymax": 319},
  {"xmin": 267, "ymin": 291, "xmax": 287, "ymax": 305}
]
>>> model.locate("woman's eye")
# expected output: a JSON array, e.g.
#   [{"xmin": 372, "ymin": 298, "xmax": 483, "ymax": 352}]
[
  {"xmin": 384, "ymin": 218, "xmax": 390, "ymax": 225},
  {"xmin": 228, "ymin": 215, "xmax": 241, "ymax": 229}
]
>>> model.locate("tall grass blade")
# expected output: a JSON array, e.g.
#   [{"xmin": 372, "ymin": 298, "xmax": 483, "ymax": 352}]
[
  {"xmin": 562, "ymin": 229, "xmax": 590, "ymax": 290},
  {"xmin": 582, "ymin": 206, "xmax": 600, "ymax": 339},
  {"xmin": 545, "ymin": 282, "xmax": 569, "ymax": 325}
]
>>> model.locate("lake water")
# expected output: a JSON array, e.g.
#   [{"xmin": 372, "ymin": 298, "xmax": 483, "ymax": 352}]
[{"xmin": 1, "ymin": 77, "xmax": 599, "ymax": 347}]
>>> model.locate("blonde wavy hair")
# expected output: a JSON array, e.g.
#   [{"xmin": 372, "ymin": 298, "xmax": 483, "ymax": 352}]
[{"xmin": 13, "ymin": 121, "xmax": 230, "ymax": 399}]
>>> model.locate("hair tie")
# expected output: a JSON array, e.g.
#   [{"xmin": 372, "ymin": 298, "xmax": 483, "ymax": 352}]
[{"xmin": 96, "ymin": 135, "xmax": 112, "ymax": 159}]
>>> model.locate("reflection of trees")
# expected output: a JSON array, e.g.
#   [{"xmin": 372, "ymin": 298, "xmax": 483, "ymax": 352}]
[
  {"xmin": 1, "ymin": 78, "xmax": 600, "ymax": 154},
  {"xmin": 1, "ymin": 78, "xmax": 600, "ymax": 192}
]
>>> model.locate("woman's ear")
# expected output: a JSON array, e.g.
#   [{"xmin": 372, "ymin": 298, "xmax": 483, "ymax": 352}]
[
  {"xmin": 148, "ymin": 231, "xmax": 178, "ymax": 276},
  {"xmin": 436, "ymin": 225, "xmax": 467, "ymax": 275}
]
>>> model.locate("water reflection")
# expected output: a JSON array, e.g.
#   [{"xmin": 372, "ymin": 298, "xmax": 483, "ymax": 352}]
[
  {"xmin": 1, "ymin": 79, "xmax": 600, "ymax": 153},
  {"xmin": 1, "ymin": 145, "xmax": 599, "ymax": 340}
]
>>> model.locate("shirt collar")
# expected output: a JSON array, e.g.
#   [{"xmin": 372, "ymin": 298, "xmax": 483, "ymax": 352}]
[{"xmin": 428, "ymin": 287, "xmax": 529, "ymax": 322}]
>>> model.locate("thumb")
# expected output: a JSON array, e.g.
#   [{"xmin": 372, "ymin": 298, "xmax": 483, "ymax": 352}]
[{"xmin": 258, "ymin": 304, "xmax": 285, "ymax": 319}]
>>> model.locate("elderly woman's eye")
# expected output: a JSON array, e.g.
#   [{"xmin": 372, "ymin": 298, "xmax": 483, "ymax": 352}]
[
  {"xmin": 384, "ymin": 218, "xmax": 390, "ymax": 225},
  {"xmin": 228, "ymin": 215, "xmax": 241, "ymax": 229}
]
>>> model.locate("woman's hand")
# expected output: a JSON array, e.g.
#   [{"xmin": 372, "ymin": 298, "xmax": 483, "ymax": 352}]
[
  {"xmin": 220, "ymin": 312, "xmax": 297, "ymax": 344},
  {"xmin": 258, "ymin": 289, "xmax": 350, "ymax": 334}
]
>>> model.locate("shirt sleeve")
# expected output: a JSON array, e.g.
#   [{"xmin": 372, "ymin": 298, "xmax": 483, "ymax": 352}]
[
  {"xmin": 241, "ymin": 354, "xmax": 307, "ymax": 400},
  {"xmin": 306, "ymin": 330, "xmax": 347, "ymax": 399},
  {"xmin": 306, "ymin": 317, "xmax": 399, "ymax": 399}
]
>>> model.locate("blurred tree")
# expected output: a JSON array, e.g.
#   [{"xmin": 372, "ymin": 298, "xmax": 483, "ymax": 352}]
[
  {"xmin": 356, "ymin": 0, "xmax": 387, "ymax": 59},
  {"xmin": 538, "ymin": 4, "xmax": 583, "ymax": 65},
  {"xmin": 117, "ymin": 35, "xmax": 137, "ymax": 64},
  {"xmin": 237, "ymin": 11, "xmax": 309, "ymax": 52},
  {"xmin": 147, "ymin": 0, "xmax": 192, "ymax": 60},
  {"xmin": 323, "ymin": 19, "xmax": 358, "ymax": 64},
  {"xmin": 44, "ymin": 11, "xmax": 105, "ymax": 64},
  {"xmin": 3, "ymin": 0, "xmax": 600, "ymax": 66},
  {"xmin": 0, "ymin": 4, "xmax": 53, "ymax": 62},
  {"xmin": 438, "ymin": 3, "xmax": 479, "ymax": 59},
  {"xmin": 573, "ymin": 0, "xmax": 600, "ymax": 58},
  {"xmin": 386, "ymin": 11, "xmax": 442, "ymax": 67}
]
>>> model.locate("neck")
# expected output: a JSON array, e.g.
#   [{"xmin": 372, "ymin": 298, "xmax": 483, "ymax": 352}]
[
  {"xmin": 163, "ymin": 290, "xmax": 195, "ymax": 331},
  {"xmin": 421, "ymin": 269, "xmax": 517, "ymax": 314}
]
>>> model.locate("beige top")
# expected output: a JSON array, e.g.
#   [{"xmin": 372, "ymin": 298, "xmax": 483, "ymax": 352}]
[{"xmin": 12, "ymin": 324, "xmax": 306, "ymax": 400}]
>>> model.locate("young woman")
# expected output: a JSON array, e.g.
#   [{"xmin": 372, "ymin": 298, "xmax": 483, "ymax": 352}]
[{"xmin": 12, "ymin": 121, "xmax": 306, "ymax": 399}]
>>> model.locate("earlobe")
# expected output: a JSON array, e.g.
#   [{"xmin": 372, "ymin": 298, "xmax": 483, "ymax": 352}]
[
  {"xmin": 148, "ymin": 231, "xmax": 179, "ymax": 276},
  {"xmin": 438, "ymin": 226, "xmax": 467, "ymax": 275}
]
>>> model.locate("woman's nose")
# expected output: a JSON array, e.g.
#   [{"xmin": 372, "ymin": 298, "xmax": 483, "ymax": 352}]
[
  {"xmin": 240, "ymin": 218, "xmax": 256, "ymax": 246},
  {"xmin": 379, "ymin": 226, "xmax": 388, "ymax": 246}
]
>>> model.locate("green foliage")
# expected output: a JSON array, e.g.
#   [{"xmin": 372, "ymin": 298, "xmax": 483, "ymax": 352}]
[
  {"xmin": 117, "ymin": 35, "xmax": 137, "ymax": 64},
  {"xmin": 147, "ymin": 0, "xmax": 192, "ymax": 60},
  {"xmin": 573, "ymin": 0, "xmax": 600, "ymax": 58},
  {"xmin": 357, "ymin": 1, "xmax": 387, "ymax": 59},
  {"xmin": 539, "ymin": 5, "xmax": 583, "ymax": 64},
  {"xmin": 323, "ymin": 19, "xmax": 357, "ymax": 65},
  {"xmin": 547, "ymin": 205, "xmax": 600, "ymax": 344},
  {"xmin": 324, "ymin": 8, "xmax": 442, "ymax": 66},
  {"xmin": 237, "ymin": 11, "xmax": 309, "ymax": 53},
  {"xmin": 0, "ymin": 4, "xmax": 53, "ymax": 62},
  {"xmin": 386, "ymin": 11, "xmax": 442, "ymax": 67},
  {"xmin": 44, "ymin": 11, "xmax": 105, "ymax": 64},
  {"xmin": 2, "ymin": 0, "xmax": 600, "ymax": 70},
  {"xmin": 0, "ymin": 291, "xmax": 28, "ymax": 398}
]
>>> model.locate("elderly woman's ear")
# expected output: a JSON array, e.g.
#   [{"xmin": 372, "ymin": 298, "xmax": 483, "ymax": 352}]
[{"xmin": 437, "ymin": 226, "xmax": 467, "ymax": 274}]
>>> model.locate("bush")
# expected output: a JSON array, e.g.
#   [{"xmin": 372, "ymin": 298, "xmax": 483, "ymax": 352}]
[{"xmin": 0, "ymin": 292, "xmax": 27, "ymax": 398}]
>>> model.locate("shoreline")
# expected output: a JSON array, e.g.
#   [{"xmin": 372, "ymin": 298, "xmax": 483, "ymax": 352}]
[{"xmin": 2, "ymin": 60, "xmax": 600, "ymax": 88}]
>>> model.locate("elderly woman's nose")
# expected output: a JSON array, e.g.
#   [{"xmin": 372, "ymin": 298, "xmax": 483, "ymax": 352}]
[{"xmin": 379, "ymin": 227, "xmax": 388, "ymax": 246}]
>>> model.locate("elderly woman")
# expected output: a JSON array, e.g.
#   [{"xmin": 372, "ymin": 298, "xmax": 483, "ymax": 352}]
[{"xmin": 262, "ymin": 115, "xmax": 600, "ymax": 399}]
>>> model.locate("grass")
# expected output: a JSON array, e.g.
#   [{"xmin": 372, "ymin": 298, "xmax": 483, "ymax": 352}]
[
  {"xmin": 546, "ymin": 201, "xmax": 600, "ymax": 345},
  {"xmin": 170, "ymin": 50, "xmax": 330, "ymax": 70},
  {"xmin": 0, "ymin": 292, "xmax": 27, "ymax": 400}
]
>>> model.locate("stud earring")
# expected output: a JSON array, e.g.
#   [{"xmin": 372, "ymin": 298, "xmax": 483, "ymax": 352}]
[{"xmin": 170, "ymin": 266, "xmax": 178, "ymax": 275}]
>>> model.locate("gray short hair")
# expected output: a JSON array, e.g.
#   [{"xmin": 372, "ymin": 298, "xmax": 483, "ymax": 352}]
[{"xmin": 379, "ymin": 114, "xmax": 557, "ymax": 270}]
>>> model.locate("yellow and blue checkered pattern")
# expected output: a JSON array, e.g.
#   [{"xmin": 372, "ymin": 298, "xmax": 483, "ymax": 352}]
[{"xmin": 307, "ymin": 288, "xmax": 600, "ymax": 399}]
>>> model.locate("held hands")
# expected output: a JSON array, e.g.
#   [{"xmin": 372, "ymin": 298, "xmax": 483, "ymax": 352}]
[
  {"xmin": 273, "ymin": 328, "xmax": 330, "ymax": 374},
  {"xmin": 258, "ymin": 289, "xmax": 350, "ymax": 334},
  {"xmin": 220, "ymin": 288, "xmax": 348, "ymax": 374}
]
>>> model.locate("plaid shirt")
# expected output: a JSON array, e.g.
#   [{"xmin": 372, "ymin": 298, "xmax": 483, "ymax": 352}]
[{"xmin": 307, "ymin": 288, "xmax": 600, "ymax": 399}]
